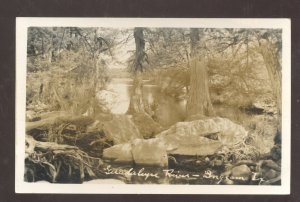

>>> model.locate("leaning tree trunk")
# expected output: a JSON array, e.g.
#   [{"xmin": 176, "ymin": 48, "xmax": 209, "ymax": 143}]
[
  {"xmin": 127, "ymin": 28, "xmax": 146, "ymax": 114},
  {"xmin": 186, "ymin": 28, "xmax": 214, "ymax": 119}
]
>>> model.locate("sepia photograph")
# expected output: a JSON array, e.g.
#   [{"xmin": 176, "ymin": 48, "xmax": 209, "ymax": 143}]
[{"xmin": 15, "ymin": 18, "xmax": 291, "ymax": 194}]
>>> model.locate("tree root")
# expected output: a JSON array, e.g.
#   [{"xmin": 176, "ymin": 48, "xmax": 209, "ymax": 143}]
[{"xmin": 25, "ymin": 135, "xmax": 105, "ymax": 183}]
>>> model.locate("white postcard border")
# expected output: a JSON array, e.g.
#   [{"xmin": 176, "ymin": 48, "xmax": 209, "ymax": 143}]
[{"xmin": 15, "ymin": 18, "xmax": 291, "ymax": 194}]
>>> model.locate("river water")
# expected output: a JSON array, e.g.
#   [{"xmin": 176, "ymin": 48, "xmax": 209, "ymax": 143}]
[
  {"xmin": 107, "ymin": 78, "xmax": 186, "ymax": 127},
  {"xmin": 106, "ymin": 78, "xmax": 253, "ymax": 128}
]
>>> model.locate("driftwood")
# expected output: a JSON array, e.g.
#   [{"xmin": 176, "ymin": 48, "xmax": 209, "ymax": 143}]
[
  {"xmin": 25, "ymin": 135, "xmax": 105, "ymax": 183},
  {"xmin": 26, "ymin": 113, "xmax": 94, "ymax": 132},
  {"xmin": 26, "ymin": 135, "xmax": 79, "ymax": 155},
  {"xmin": 26, "ymin": 110, "xmax": 112, "ymax": 158}
]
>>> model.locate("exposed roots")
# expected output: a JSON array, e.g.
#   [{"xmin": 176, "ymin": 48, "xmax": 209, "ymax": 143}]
[{"xmin": 25, "ymin": 135, "xmax": 105, "ymax": 183}]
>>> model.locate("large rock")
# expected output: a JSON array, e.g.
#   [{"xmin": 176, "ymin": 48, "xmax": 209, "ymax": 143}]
[
  {"xmin": 157, "ymin": 117, "xmax": 247, "ymax": 146},
  {"xmin": 131, "ymin": 139, "xmax": 168, "ymax": 167},
  {"xmin": 132, "ymin": 113, "xmax": 164, "ymax": 138},
  {"xmin": 96, "ymin": 90, "xmax": 117, "ymax": 111},
  {"xmin": 160, "ymin": 134, "xmax": 222, "ymax": 156},
  {"xmin": 263, "ymin": 169, "xmax": 279, "ymax": 180},
  {"xmin": 103, "ymin": 138, "xmax": 168, "ymax": 167},
  {"xmin": 103, "ymin": 143, "xmax": 133, "ymax": 163},
  {"xmin": 102, "ymin": 115, "xmax": 142, "ymax": 144},
  {"xmin": 231, "ymin": 164, "xmax": 252, "ymax": 181}
]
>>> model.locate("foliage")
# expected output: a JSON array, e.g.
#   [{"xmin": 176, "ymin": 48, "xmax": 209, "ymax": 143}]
[
  {"xmin": 142, "ymin": 28, "xmax": 280, "ymax": 110},
  {"xmin": 27, "ymin": 27, "xmax": 117, "ymax": 115}
]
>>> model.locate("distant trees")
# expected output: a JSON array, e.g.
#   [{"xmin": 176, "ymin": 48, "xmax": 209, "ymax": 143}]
[
  {"xmin": 145, "ymin": 28, "xmax": 190, "ymax": 68},
  {"xmin": 209, "ymin": 28, "xmax": 282, "ymax": 112},
  {"xmin": 27, "ymin": 27, "xmax": 116, "ymax": 115}
]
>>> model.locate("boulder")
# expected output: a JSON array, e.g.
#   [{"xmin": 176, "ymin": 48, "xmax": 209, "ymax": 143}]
[
  {"xmin": 96, "ymin": 90, "xmax": 117, "ymax": 110},
  {"xmin": 103, "ymin": 143, "xmax": 133, "ymax": 163},
  {"xmin": 222, "ymin": 178, "xmax": 234, "ymax": 185},
  {"xmin": 103, "ymin": 138, "xmax": 168, "ymax": 167},
  {"xmin": 131, "ymin": 139, "xmax": 168, "ymax": 167},
  {"xmin": 131, "ymin": 113, "xmax": 164, "ymax": 138},
  {"xmin": 160, "ymin": 134, "xmax": 222, "ymax": 156},
  {"xmin": 231, "ymin": 164, "xmax": 252, "ymax": 181},
  {"xmin": 157, "ymin": 117, "xmax": 247, "ymax": 146},
  {"xmin": 271, "ymin": 145, "xmax": 281, "ymax": 161},
  {"xmin": 259, "ymin": 160, "xmax": 281, "ymax": 181},
  {"xmin": 214, "ymin": 118, "xmax": 247, "ymax": 145},
  {"xmin": 102, "ymin": 115, "xmax": 142, "ymax": 144},
  {"xmin": 263, "ymin": 169, "xmax": 279, "ymax": 180}
]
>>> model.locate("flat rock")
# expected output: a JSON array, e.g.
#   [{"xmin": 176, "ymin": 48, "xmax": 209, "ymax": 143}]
[
  {"xmin": 103, "ymin": 138, "xmax": 168, "ymax": 167},
  {"xmin": 131, "ymin": 138, "xmax": 168, "ymax": 167},
  {"xmin": 103, "ymin": 143, "xmax": 133, "ymax": 163}
]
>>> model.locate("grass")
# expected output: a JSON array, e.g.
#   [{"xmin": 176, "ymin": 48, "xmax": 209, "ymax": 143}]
[{"xmin": 214, "ymin": 104, "xmax": 278, "ymax": 155}]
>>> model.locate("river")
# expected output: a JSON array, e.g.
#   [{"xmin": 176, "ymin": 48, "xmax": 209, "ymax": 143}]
[{"xmin": 107, "ymin": 78, "xmax": 186, "ymax": 127}]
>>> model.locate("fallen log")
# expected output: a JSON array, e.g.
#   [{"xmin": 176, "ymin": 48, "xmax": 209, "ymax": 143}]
[
  {"xmin": 26, "ymin": 114, "xmax": 94, "ymax": 132},
  {"xmin": 26, "ymin": 111, "xmax": 112, "ymax": 158}
]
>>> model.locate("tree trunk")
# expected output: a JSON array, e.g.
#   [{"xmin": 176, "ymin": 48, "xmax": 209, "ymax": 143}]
[
  {"xmin": 127, "ymin": 72, "xmax": 145, "ymax": 114},
  {"xmin": 127, "ymin": 28, "xmax": 146, "ymax": 114},
  {"xmin": 133, "ymin": 28, "xmax": 146, "ymax": 72},
  {"xmin": 186, "ymin": 28, "xmax": 214, "ymax": 119},
  {"xmin": 187, "ymin": 59, "xmax": 214, "ymax": 118},
  {"xmin": 260, "ymin": 41, "xmax": 282, "ymax": 132},
  {"xmin": 260, "ymin": 42, "xmax": 281, "ymax": 114}
]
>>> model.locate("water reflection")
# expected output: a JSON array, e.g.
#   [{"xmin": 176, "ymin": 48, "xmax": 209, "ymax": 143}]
[{"xmin": 108, "ymin": 78, "xmax": 186, "ymax": 127}]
